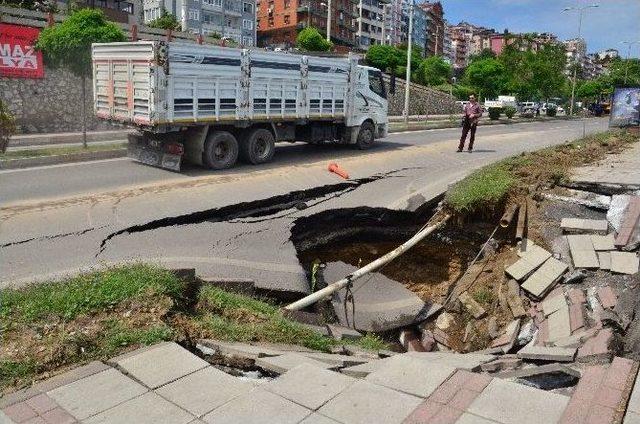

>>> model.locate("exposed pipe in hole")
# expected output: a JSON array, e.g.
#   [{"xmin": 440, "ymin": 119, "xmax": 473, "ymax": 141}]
[{"xmin": 500, "ymin": 204, "xmax": 520, "ymax": 228}]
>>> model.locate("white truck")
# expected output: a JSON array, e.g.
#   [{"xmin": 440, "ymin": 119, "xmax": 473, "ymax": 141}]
[{"xmin": 91, "ymin": 41, "xmax": 389, "ymax": 171}]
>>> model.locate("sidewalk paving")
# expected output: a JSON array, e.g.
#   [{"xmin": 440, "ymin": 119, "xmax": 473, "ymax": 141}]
[{"xmin": 2, "ymin": 341, "xmax": 639, "ymax": 424}]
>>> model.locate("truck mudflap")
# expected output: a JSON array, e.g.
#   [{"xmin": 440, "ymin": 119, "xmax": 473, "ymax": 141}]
[{"xmin": 127, "ymin": 133, "xmax": 182, "ymax": 172}]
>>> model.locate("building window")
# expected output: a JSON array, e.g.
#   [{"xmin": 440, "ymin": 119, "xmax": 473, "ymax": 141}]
[
  {"xmin": 188, "ymin": 9, "xmax": 200, "ymax": 20},
  {"xmin": 243, "ymin": 2, "xmax": 253, "ymax": 13},
  {"xmin": 203, "ymin": 0, "xmax": 222, "ymax": 6},
  {"xmin": 284, "ymin": 0, "xmax": 290, "ymax": 7},
  {"xmin": 243, "ymin": 19, "xmax": 253, "ymax": 30},
  {"xmin": 284, "ymin": 14, "xmax": 290, "ymax": 24},
  {"xmin": 243, "ymin": 36, "xmax": 253, "ymax": 46}
]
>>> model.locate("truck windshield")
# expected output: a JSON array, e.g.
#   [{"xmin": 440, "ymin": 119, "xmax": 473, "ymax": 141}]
[{"xmin": 368, "ymin": 70, "xmax": 387, "ymax": 100}]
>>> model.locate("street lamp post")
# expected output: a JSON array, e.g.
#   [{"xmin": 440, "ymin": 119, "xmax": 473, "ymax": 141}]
[
  {"xmin": 562, "ymin": 4, "xmax": 599, "ymax": 116},
  {"xmin": 326, "ymin": 0, "xmax": 332, "ymax": 41},
  {"xmin": 403, "ymin": 0, "xmax": 414, "ymax": 123},
  {"xmin": 621, "ymin": 41, "xmax": 640, "ymax": 85}
]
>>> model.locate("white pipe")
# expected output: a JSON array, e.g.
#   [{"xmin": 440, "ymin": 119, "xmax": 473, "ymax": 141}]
[{"xmin": 285, "ymin": 215, "xmax": 450, "ymax": 311}]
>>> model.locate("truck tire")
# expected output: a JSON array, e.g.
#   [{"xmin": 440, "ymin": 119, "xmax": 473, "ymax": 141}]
[
  {"xmin": 356, "ymin": 122, "xmax": 375, "ymax": 150},
  {"xmin": 203, "ymin": 131, "xmax": 238, "ymax": 169},
  {"xmin": 240, "ymin": 128, "xmax": 276, "ymax": 165}
]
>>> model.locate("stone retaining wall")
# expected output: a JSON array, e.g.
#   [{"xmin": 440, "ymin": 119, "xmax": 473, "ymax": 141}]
[
  {"xmin": 0, "ymin": 69, "xmax": 121, "ymax": 134},
  {"xmin": 384, "ymin": 75, "xmax": 459, "ymax": 116}
]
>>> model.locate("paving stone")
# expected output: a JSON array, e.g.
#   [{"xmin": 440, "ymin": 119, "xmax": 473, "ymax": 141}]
[
  {"xmin": 521, "ymin": 257, "xmax": 568, "ymax": 298},
  {"xmin": 491, "ymin": 319, "xmax": 520, "ymax": 352},
  {"xmin": 2, "ymin": 402, "xmax": 37, "ymax": 422},
  {"xmin": 326, "ymin": 324, "xmax": 362, "ymax": 341},
  {"xmin": 541, "ymin": 294, "xmax": 568, "ymax": 316},
  {"xmin": 340, "ymin": 358, "xmax": 392, "ymax": 378},
  {"xmin": 467, "ymin": 378, "xmax": 569, "ymax": 424},
  {"xmin": 577, "ymin": 328, "xmax": 614, "ymax": 362},
  {"xmin": 255, "ymin": 353, "xmax": 335, "ymax": 374},
  {"xmin": 591, "ymin": 234, "xmax": 616, "ymax": 251},
  {"xmin": 615, "ymin": 196, "xmax": 640, "ymax": 247},
  {"xmin": 480, "ymin": 357, "xmax": 523, "ymax": 373},
  {"xmin": 516, "ymin": 345, "xmax": 577, "ymax": 362},
  {"xmin": 404, "ymin": 352, "xmax": 496, "ymax": 372},
  {"xmin": 458, "ymin": 292, "xmax": 486, "ymax": 319},
  {"xmin": 598, "ymin": 251, "xmax": 612, "ymax": 271},
  {"xmin": 39, "ymin": 407, "xmax": 75, "ymax": 424},
  {"xmin": 24, "ymin": 394, "xmax": 57, "ymax": 415},
  {"xmin": 505, "ymin": 245, "xmax": 552, "ymax": 281},
  {"xmin": 326, "ymin": 261, "xmax": 440, "ymax": 332},
  {"xmin": 198, "ymin": 340, "xmax": 284, "ymax": 360},
  {"xmin": 597, "ymin": 286, "xmax": 618, "ymax": 309},
  {"xmin": 626, "ymin": 368, "xmax": 640, "ymax": 417},
  {"xmin": 610, "ymin": 251, "xmax": 640, "ymax": 275},
  {"xmin": 506, "ymin": 280, "xmax": 527, "ymax": 318},
  {"xmin": 547, "ymin": 305, "xmax": 572, "ymax": 342},
  {"xmin": 561, "ymin": 218, "xmax": 609, "ymax": 234},
  {"xmin": 202, "ymin": 389, "xmax": 310, "ymax": 424},
  {"xmin": 365, "ymin": 354, "xmax": 456, "ymax": 398},
  {"xmin": 456, "ymin": 413, "xmax": 497, "ymax": 424},
  {"xmin": 110, "ymin": 342, "xmax": 209, "ymax": 389},
  {"xmin": 318, "ymin": 379, "xmax": 422, "ymax": 424},
  {"xmin": 300, "ymin": 352, "xmax": 371, "ymax": 368},
  {"xmin": 567, "ymin": 234, "xmax": 600, "ymax": 269},
  {"xmin": 569, "ymin": 303, "xmax": 585, "ymax": 333},
  {"xmin": 567, "ymin": 288, "xmax": 586, "ymax": 305},
  {"xmin": 155, "ymin": 367, "xmax": 253, "ymax": 417},
  {"xmin": 496, "ymin": 363, "xmax": 580, "ymax": 380},
  {"xmin": 299, "ymin": 413, "xmax": 341, "ymax": 424},
  {"xmin": 264, "ymin": 364, "xmax": 355, "ymax": 410},
  {"xmin": 48, "ymin": 369, "xmax": 147, "ymax": 420},
  {"xmin": 625, "ymin": 411, "xmax": 640, "ymax": 424},
  {"xmin": 84, "ymin": 391, "xmax": 193, "ymax": 424}
]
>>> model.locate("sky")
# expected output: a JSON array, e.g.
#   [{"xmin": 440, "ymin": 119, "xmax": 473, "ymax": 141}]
[{"xmin": 441, "ymin": 0, "xmax": 640, "ymax": 58}]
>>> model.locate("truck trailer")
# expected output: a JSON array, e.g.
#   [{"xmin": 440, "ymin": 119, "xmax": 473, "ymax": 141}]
[{"xmin": 91, "ymin": 41, "xmax": 389, "ymax": 171}]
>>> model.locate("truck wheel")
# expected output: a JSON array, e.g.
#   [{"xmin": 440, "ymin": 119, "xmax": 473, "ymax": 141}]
[
  {"xmin": 356, "ymin": 122, "xmax": 375, "ymax": 150},
  {"xmin": 203, "ymin": 131, "xmax": 238, "ymax": 169},
  {"xmin": 240, "ymin": 128, "xmax": 275, "ymax": 165}
]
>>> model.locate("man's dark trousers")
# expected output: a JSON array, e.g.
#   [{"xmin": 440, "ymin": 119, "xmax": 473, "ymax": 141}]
[{"xmin": 458, "ymin": 118, "xmax": 477, "ymax": 151}]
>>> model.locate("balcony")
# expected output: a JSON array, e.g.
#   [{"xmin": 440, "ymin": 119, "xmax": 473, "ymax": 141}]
[{"xmin": 78, "ymin": 0, "xmax": 133, "ymax": 22}]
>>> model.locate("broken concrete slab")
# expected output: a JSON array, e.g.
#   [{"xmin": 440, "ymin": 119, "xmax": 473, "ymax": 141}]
[
  {"xmin": 561, "ymin": 218, "xmax": 609, "ymax": 234},
  {"xmin": 365, "ymin": 354, "xmax": 456, "ymax": 398},
  {"xmin": 480, "ymin": 357, "xmax": 523, "ymax": 373},
  {"xmin": 495, "ymin": 363, "xmax": 580, "ymax": 380},
  {"xmin": 569, "ymin": 303, "xmax": 585, "ymax": 334},
  {"xmin": 458, "ymin": 292, "xmax": 486, "ymax": 319},
  {"xmin": 109, "ymin": 342, "xmax": 209, "ymax": 389},
  {"xmin": 610, "ymin": 251, "xmax": 640, "ymax": 275},
  {"xmin": 591, "ymin": 234, "xmax": 616, "ymax": 251},
  {"xmin": 155, "ymin": 367, "xmax": 253, "ymax": 417},
  {"xmin": 436, "ymin": 311, "xmax": 456, "ymax": 331},
  {"xmin": 506, "ymin": 245, "xmax": 552, "ymax": 281},
  {"xmin": 83, "ymin": 391, "xmax": 194, "ymax": 424},
  {"xmin": 255, "ymin": 353, "xmax": 336, "ymax": 374},
  {"xmin": 326, "ymin": 324, "xmax": 362, "ymax": 341},
  {"xmin": 567, "ymin": 234, "xmax": 600, "ymax": 269},
  {"xmin": 543, "ymin": 190, "xmax": 611, "ymax": 211},
  {"xmin": 609, "ymin": 195, "xmax": 632, "ymax": 232},
  {"xmin": 325, "ymin": 262, "xmax": 440, "ymax": 332},
  {"xmin": 567, "ymin": 288, "xmax": 586, "ymax": 305},
  {"xmin": 597, "ymin": 286, "xmax": 618, "ymax": 309},
  {"xmin": 598, "ymin": 252, "xmax": 612, "ymax": 271},
  {"xmin": 340, "ymin": 358, "xmax": 392, "ymax": 378},
  {"xmin": 615, "ymin": 197, "xmax": 640, "ymax": 248},
  {"xmin": 547, "ymin": 305, "xmax": 572, "ymax": 343},
  {"xmin": 318, "ymin": 379, "xmax": 422, "ymax": 424},
  {"xmin": 521, "ymin": 257, "xmax": 569, "ymax": 298},
  {"xmin": 577, "ymin": 328, "xmax": 614, "ymax": 362},
  {"xmin": 198, "ymin": 340, "xmax": 285, "ymax": 360},
  {"xmin": 300, "ymin": 352, "xmax": 370, "ymax": 368},
  {"xmin": 199, "ymin": 277, "xmax": 255, "ymax": 295},
  {"xmin": 264, "ymin": 364, "xmax": 355, "ymax": 410},
  {"xmin": 516, "ymin": 345, "xmax": 577, "ymax": 362},
  {"xmin": 404, "ymin": 352, "xmax": 497, "ymax": 371},
  {"xmin": 491, "ymin": 319, "xmax": 521, "ymax": 353},
  {"xmin": 541, "ymin": 294, "xmax": 568, "ymax": 317},
  {"xmin": 506, "ymin": 280, "xmax": 527, "ymax": 318}
]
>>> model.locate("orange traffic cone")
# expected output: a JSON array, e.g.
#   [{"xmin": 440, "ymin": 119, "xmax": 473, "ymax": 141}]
[{"xmin": 328, "ymin": 162, "xmax": 349, "ymax": 180}]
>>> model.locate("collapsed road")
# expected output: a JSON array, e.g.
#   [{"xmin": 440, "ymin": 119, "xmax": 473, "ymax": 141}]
[{"xmin": 0, "ymin": 118, "xmax": 608, "ymax": 290}]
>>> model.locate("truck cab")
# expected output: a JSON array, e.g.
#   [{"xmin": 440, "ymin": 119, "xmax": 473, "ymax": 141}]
[{"xmin": 350, "ymin": 66, "xmax": 389, "ymax": 143}]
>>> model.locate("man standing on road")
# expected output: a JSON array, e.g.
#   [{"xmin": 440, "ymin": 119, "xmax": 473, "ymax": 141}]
[{"xmin": 458, "ymin": 94, "xmax": 482, "ymax": 153}]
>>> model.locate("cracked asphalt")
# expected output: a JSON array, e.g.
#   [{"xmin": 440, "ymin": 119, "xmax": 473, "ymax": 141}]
[{"xmin": 0, "ymin": 118, "xmax": 608, "ymax": 292}]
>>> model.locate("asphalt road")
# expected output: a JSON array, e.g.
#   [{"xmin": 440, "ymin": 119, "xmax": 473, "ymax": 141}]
[{"xmin": 0, "ymin": 118, "xmax": 609, "ymax": 289}]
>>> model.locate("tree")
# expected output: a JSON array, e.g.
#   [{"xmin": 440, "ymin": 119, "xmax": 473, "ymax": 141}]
[
  {"xmin": 296, "ymin": 27, "xmax": 333, "ymax": 52},
  {"xmin": 416, "ymin": 56, "xmax": 452, "ymax": 86},
  {"xmin": 468, "ymin": 48, "xmax": 496, "ymax": 63},
  {"xmin": 0, "ymin": 100, "xmax": 17, "ymax": 154},
  {"xmin": 463, "ymin": 58, "xmax": 508, "ymax": 99},
  {"xmin": 576, "ymin": 80, "xmax": 604, "ymax": 101},
  {"xmin": 36, "ymin": 9, "xmax": 126, "ymax": 147},
  {"xmin": 147, "ymin": 10, "xmax": 181, "ymax": 31},
  {"xmin": 366, "ymin": 45, "xmax": 403, "ymax": 73}
]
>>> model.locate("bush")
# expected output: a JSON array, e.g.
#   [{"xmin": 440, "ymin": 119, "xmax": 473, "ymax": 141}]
[
  {"xmin": 504, "ymin": 106, "xmax": 516, "ymax": 119},
  {"xmin": 488, "ymin": 107, "xmax": 502, "ymax": 120},
  {"xmin": 147, "ymin": 11, "xmax": 181, "ymax": 30},
  {"xmin": 296, "ymin": 27, "xmax": 332, "ymax": 52},
  {"xmin": 546, "ymin": 106, "xmax": 558, "ymax": 117},
  {"xmin": 0, "ymin": 100, "xmax": 17, "ymax": 154}
]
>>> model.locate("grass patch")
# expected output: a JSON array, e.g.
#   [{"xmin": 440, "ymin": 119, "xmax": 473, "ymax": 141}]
[
  {"xmin": 0, "ymin": 143, "xmax": 126, "ymax": 160},
  {"xmin": 445, "ymin": 129, "xmax": 638, "ymax": 214},
  {"xmin": 472, "ymin": 288, "xmax": 495, "ymax": 306}
]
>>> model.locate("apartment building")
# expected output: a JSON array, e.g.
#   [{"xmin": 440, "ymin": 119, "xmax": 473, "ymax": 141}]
[
  {"xmin": 256, "ymin": 0, "xmax": 358, "ymax": 49},
  {"xmin": 142, "ymin": 0, "xmax": 257, "ymax": 46},
  {"xmin": 398, "ymin": 0, "xmax": 426, "ymax": 53},
  {"xmin": 356, "ymin": 0, "xmax": 390, "ymax": 50},
  {"xmin": 419, "ymin": 1, "xmax": 444, "ymax": 57}
]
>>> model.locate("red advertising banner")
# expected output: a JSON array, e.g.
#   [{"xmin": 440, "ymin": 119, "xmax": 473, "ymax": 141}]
[{"xmin": 0, "ymin": 23, "xmax": 45, "ymax": 79}]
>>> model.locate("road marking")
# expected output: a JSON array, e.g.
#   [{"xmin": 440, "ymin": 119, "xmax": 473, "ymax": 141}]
[{"xmin": 0, "ymin": 157, "xmax": 130, "ymax": 174}]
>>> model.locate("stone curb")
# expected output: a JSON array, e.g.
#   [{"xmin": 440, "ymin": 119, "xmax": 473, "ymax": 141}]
[
  {"xmin": 0, "ymin": 149, "xmax": 127, "ymax": 170},
  {"xmin": 9, "ymin": 130, "xmax": 131, "ymax": 147}
]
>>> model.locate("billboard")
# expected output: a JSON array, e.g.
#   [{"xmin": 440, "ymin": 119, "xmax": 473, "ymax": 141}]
[
  {"xmin": 0, "ymin": 23, "xmax": 45, "ymax": 79},
  {"xmin": 610, "ymin": 87, "xmax": 640, "ymax": 128}
]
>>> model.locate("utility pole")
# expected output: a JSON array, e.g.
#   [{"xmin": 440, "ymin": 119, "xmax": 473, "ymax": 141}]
[
  {"xmin": 381, "ymin": 3, "xmax": 387, "ymax": 45},
  {"xmin": 563, "ymin": 4, "xmax": 599, "ymax": 116},
  {"xmin": 326, "ymin": 0, "xmax": 332, "ymax": 41},
  {"xmin": 403, "ymin": 0, "xmax": 414, "ymax": 123},
  {"xmin": 358, "ymin": 0, "xmax": 363, "ymax": 48},
  {"xmin": 621, "ymin": 41, "xmax": 640, "ymax": 85}
]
